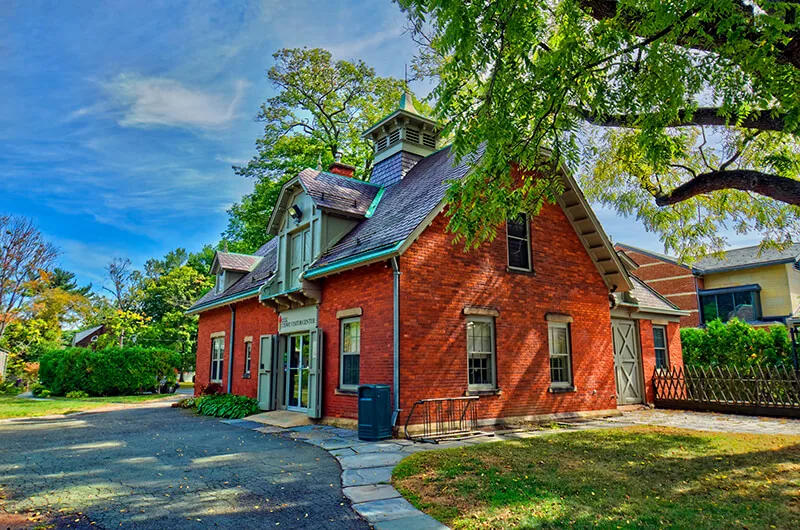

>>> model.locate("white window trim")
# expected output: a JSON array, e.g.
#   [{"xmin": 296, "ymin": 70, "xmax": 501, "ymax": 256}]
[
  {"xmin": 339, "ymin": 317, "xmax": 361, "ymax": 391},
  {"xmin": 506, "ymin": 214, "xmax": 533, "ymax": 272},
  {"xmin": 210, "ymin": 336, "xmax": 224, "ymax": 383},
  {"xmin": 652, "ymin": 325, "xmax": 669, "ymax": 370},
  {"xmin": 243, "ymin": 339, "xmax": 252, "ymax": 377},
  {"xmin": 467, "ymin": 315, "xmax": 497, "ymax": 391},
  {"xmin": 548, "ymin": 322, "xmax": 573, "ymax": 388}
]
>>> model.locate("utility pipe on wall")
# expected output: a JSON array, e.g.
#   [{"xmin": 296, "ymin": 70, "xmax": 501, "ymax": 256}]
[
  {"xmin": 391, "ymin": 256, "xmax": 401, "ymax": 426},
  {"xmin": 227, "ymin": 305, "xmax": 236, "ymax": 394}
]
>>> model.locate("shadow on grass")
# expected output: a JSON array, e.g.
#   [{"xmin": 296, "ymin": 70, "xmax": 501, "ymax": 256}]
[{"xmin": 393, "ymin": 426, "xmax": 800, "ymax": 530}]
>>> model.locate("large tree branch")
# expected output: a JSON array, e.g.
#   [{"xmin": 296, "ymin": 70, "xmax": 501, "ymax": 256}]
[
  {"xmin": 581, "ymin": 107, "xmax": 788, "ymax": 132},
  {"xmin": 578, "ymin": 0, "xmax": 800, "ymax": 69},
  {"xmin": 655, "ymin": 170, "xmax": 800, "ymax": 206}
]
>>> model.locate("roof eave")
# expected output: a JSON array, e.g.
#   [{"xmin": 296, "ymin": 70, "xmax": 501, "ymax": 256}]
[{"xmin": 185, "ymin": 287, "xmax": 262, "ymax": 315}]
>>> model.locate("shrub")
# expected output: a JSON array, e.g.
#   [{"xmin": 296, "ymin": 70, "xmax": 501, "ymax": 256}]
[
  {"xmin": 30, "ymin": 383, "xmax": 49, "ymax": 397},
  {"xmin": 681, "ymin": 318, "xmax": 793, "ymax": 368},
  {"xmin": 201, "ymin": 383, "xmax": 223, "ymax": 395},
  {"xmin": 172, "ymin": 397, "xmax": 196, "ymax": 409},
  {"xmin": 0, "ymin": 378, "xmax": 23, "ymax": 396},
  {"xmin": 195, "ymin": 394, "xmax": 260, "ymax": 419},
  {"xmin": 39, "ymin": 346, "xmax": 181, "ymax": 396},
  {"xmin": 65, "ymin": 390, "xmax": 89, "ymax": 399}
]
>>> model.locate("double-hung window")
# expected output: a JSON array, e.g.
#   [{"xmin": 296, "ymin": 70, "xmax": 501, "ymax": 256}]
[
  {"xmin": 243, "ymin": 340, "xmax": 252, "ymax": 377},
  {"xmin": 467, "ymin": 317, "xmax": 496, "ymax": 390},
  {"xmin": 340, "ymin": 318, "xmax": 361, "ymax": 390},
  {"xmin": 506, "ymin": 214, "xmax": 532, "ymax": 271},
  {"xmin": 652, "ymin": 326, "xmax": 668, "ymax": 369},
  {"xmin": 548, "ymin": 322, "xmax": 572, "ymax": 388},
  {"xmin": 210, "ymin": 337, "xmax": 224, "ymax": 383}
]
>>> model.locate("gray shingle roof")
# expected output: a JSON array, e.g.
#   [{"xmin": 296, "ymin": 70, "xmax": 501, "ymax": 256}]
[
  {"xmin": 615, "ymin": 275, "xmax": 681, "ymax": 313},
  {"xmin": 72, "ymin": 325, "xmax": 104, "ymax": 346},
  {"xmin": 311, "ymin": 145, "xmax": 483, "ymax": 268},
  {"xmin": 215, "ymin": 252, "xmax": 263, "ymax": 273},
  {"xmin": 693, "ymin": 243, "xmax": 800, "ymax": 272},
  {"xmin": 298, "ymin": 169, "xmax": 380, "ymax": 217},
  {"xmin": 617, "ymin": 242, "xmax": 800, "ymax": 274},
  {"xmin": 188, "ymin": 238, "xmax": 278, "ymax": 312}
]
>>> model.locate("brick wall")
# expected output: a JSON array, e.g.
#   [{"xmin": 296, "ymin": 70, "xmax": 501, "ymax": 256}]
[
  {"xmin": 195, "ymin": 305, "xmax": 230, "ymax": 395},
  {"xmin": 318, "ymin": 263, "xmax": 394, "ymax": 419},
  {"xmin": 638, "ymin": 320, "xmax": 684, "ymax": 403},
  {"xmin": 194, "ymin": 298, "xmax": 278, "ymax": 397},
  {"xmin": 618, "ymin": 247, "xmax": 701, "ymax": 327},
  {"xmin": 398, "ymin": 205, "xmax": 619, "ymax": 422}
]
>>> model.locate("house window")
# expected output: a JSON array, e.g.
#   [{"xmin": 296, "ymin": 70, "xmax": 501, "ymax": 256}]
[
  {"xmin": 548, "ymin": 322, "xmax": 572, "ymax": 388},
  {"xmin": 653, "ymin": 326, "xmax": 668, "ymax": 369},
  {"xmin": 467, "ymin": 317, "xmax": 496, "ymax": 390},
  {"xmin": 216, "ymin": 271, "xmax": 226, "ymax": 294},
  {"xmin": 210, "ymin": 337, "xmax": 224, "ymax": 383},
  {"xmin": 506, "ymin": 214, "xmax": 531, "ymax": 271},
  {"xmin": 699, "ymin": 287, "xmax": 760, "ymax": 324},
  {"xmin": 243, "ymin": 340, "xmax": 252, "ymax": 377},
  {"xmin": 340, "ymin": 318, "xmax": 361, "ymax": 390}
]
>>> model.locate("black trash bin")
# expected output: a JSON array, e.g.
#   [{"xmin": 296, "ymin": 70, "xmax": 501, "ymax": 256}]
[{"xmin": 358, "ymin": 384, "xmax": 392, "ymax": 441}]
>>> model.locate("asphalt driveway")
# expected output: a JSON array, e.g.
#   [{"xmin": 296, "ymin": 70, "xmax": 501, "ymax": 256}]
[{"xmin": 0, "ymin": 402, "xmax": 368, "ymax": 529}]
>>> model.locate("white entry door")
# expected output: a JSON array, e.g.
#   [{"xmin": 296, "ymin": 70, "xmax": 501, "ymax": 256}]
[{"xmin": 611, "ymin": 319, "xmax": 644, "ymax": 405}]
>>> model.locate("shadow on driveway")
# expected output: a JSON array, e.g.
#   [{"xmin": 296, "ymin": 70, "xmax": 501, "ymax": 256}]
[{"xmin": 0, "ymin": 404, "xmax": 368, "ymax": 529}]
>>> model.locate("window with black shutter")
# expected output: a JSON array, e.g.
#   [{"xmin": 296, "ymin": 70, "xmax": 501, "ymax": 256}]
[{"xmin": 506, "ymin": 214, "xmax": 532, "ymax": 271}]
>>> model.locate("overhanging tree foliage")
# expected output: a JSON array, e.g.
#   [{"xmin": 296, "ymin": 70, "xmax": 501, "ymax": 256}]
[{"xmin": 400, "ymin": 0, "xmax": 800, "ymax": 260}]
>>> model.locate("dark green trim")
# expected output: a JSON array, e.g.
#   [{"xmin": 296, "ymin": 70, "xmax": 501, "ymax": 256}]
[
  {"xmin": 364, "ymin": 187, "xmax": 385, "ymax": 218},
  {"xmin": 304, "ymin": 242, "xmax": 402, "ymax": 279},
  {"xmin": 185, "ymin": 287, "xmax": 262, "ymax": 315}
]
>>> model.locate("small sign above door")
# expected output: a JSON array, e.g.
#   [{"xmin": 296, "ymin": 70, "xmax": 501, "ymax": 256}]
[{"xmin": 279, "ymin": 305, "xmax": 318, "ymax": 334}]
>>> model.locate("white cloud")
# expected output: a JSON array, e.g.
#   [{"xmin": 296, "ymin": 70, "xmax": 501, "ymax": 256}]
[{"xmin": 105, "ymin": 74, "xmax": 248, "ymax": 130}]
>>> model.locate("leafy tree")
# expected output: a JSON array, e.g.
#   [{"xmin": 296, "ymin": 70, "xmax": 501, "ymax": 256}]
[
  {"xmin": 186, "ymin": 245, "xmax": 215, "ymax": 277},
  {"xmin": 48, "ymin": 268, "xmax": 92, "ymax": 296},
  {"xmin": 103, "ymin": 257, "xmax": 140, "ymax": 311},
  {"xmin": 400, "ymin": 0, "xmax": 800, "ymax": 260},
  {"xmin": 0, "ymin": 215, "xmax": 58, "ymax": 339}
]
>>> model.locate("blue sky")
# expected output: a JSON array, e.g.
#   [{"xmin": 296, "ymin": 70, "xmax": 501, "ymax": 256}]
[{"xmin": 0, "ymin": 0, "xmax": 755, "ymax": 293}]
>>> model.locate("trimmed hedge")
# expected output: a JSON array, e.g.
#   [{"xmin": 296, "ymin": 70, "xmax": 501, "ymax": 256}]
[
  {"xmin": 681, "ymin": 318, "xmax": 793, "ymax": 368},
  {"xmin": 195, "ymin": 394, "xmax": 260, "ymax": 419},
  {"xmin": 39, "ymin": 347, "xmax": 181, "ymax": 396}
]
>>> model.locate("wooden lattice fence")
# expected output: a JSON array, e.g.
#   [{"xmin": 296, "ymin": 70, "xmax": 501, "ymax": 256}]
[{"xmin": 654, "ymin": 365, "xmax": 800, "ymax": 418}]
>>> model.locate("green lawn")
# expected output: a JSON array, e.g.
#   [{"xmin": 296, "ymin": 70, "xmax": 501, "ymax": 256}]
[
  {"xmin": 0, "ymin": 394, "xmax": 174, "ymax": 419},
  {"xmin": 393, "ymin": 426, "xmax": 800, "ymax": 530}
]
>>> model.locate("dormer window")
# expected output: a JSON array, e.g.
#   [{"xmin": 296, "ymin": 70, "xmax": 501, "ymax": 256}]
[{"xmin": 216, "ymin": 270, "xmax": 226, "ymax": 294}]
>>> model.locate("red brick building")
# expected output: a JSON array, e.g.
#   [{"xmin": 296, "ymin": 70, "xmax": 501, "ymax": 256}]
[{"xmin": 188, "ymin": 95, "xmax": 686, "ymax": 429}]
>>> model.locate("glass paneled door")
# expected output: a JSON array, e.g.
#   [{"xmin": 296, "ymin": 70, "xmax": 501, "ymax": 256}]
[{"xmin": 285, "ymin": 333, "xmax": 311, "ymax": 411}]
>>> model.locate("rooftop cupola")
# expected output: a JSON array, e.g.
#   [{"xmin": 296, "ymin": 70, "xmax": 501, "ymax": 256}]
[{"xmin": 361, "ymin": 91, "xmax": 440, "ymax": 187}]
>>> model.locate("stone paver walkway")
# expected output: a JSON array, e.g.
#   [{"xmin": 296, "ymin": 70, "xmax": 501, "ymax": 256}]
[{"xmin": 600, "ymin": 408, "xmax": 800, "ymax": 435}]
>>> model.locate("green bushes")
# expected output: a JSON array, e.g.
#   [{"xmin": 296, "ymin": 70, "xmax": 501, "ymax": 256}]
[
  {"xmin": 195, "ymin": 394, "xmax": 260, "ymax": 419},
  {"xmin": 38, "ymin": 347, "xmax": 181, "ymax": 396},
  {"xmin": 65, "ymin": 390, "xmax": 89, "ymax": 399},
  {"xmin": 30, "ymin": 383, "xmax": 51, "ymax": 398},
  {"xmin": 681, "ymin": 319, "xmax": 793, "ymax": 368}
]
